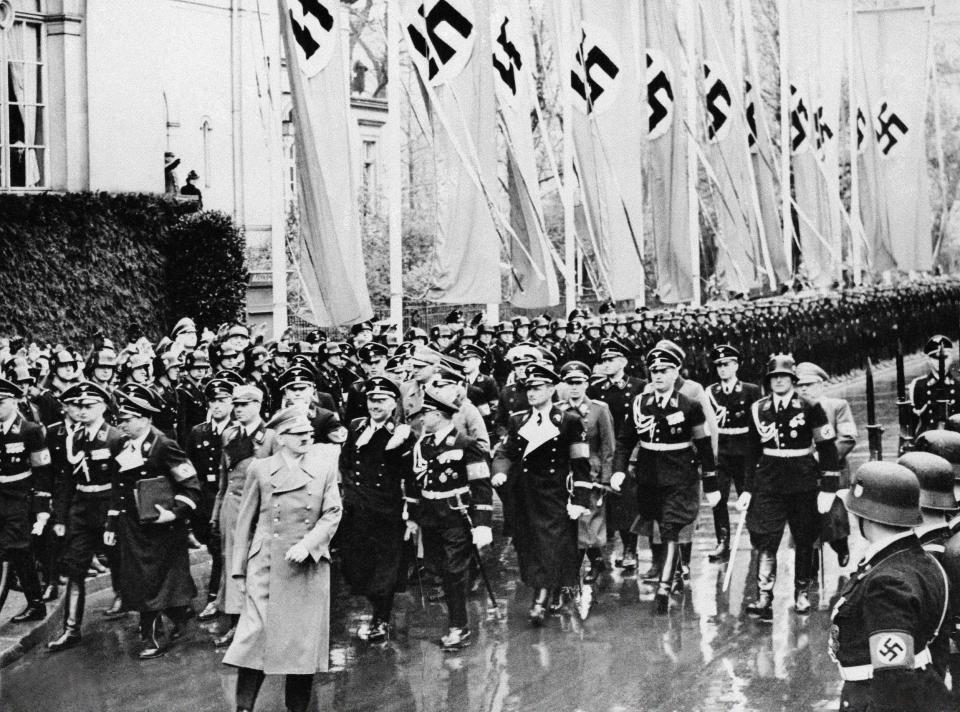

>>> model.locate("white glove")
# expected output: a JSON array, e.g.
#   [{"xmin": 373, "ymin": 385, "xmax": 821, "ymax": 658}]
[
  {"xmin": 31, "ymin": 512, "xmax": 50, "ymax": 536},
  {"xmin": 566, "ymin": 503, "xmax": 589, "ymax": 520},
  {"xmin": 736, "ymin": 492, "xmax": 752, "ymax": 512},
  {"xmin": 103, "ymin": 531, "xmax": 117, "ymax": 547},
  {"xmin": 491, "ymin": 472, "xmax": 507, "ymax": 487},
  {"xmin": 610, "ymin": 472, "xmax": 626, "ymax": 492},
  {"xmin": 705, "ymin": 490, "xmax": 722, "ymax": 509},
  {"xmin": 284, "ymin": 542, "xmax": 310, "ymax": 563},
  {"xmin": 53, "ymin": 523, "xmax": 66, "ymax": 537},
  {"xmin": 472, "ymin": 526, "xmax": 493, "ymax": 549},
  {"xmin": 836, "ymin": 488, "xmax": 850, "ymax": 502},
  {"xmin": 152, "ymin": 504, "xmax": 176, "ymax": 524},
  {"xmin": 817, "ymin": 491, "xmax": 836, "ymax": 515},
  {"xmin": 404, "ymin": 520, "xmax": 420, "ymax": 541}
]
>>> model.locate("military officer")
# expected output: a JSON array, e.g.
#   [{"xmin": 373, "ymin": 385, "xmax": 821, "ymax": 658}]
[
  {"xmin": 338, "ymin": 376, "xmax": 417, "ymax": 642},
  {"xmin": 558, "ymin": 361, "xmax": 615, "ymax": 584},
  {"xmin": 492, "ymin": 364, "xmax": 592, "ymax": 624},
  {"xmin": 739, "ymin": 354, "xmax": 841, "ymax": 621},
  {"xmin": 278, "ymin": 365, "xmax": 347, "ymax": 444},
  {"xmin": 909, "ymin": 335, "xmax": 960, "ymax": 434},
  {"xmin": 344, "ymin": 342, "xmax": 390, "ymax": 422},
  {"xmin": 185, "ymin": 377, "xmax": 234, "ymax": 622},
  {"xmin": 409, "ymin": 389, "xmax": 492, "ymax": 650},
  {"xmin": 47, "ymin": 382, "xmax": 124, "ymax": 652},
  {"xmin": 315, "ymin": 342, "xmax": 346, "ymax": 413},
  {"xmin": 105, "ymin": 385, "xmax": 202, "ymax": 659},
  {"xmin": 35, "ymin": 349, "xmax": 80, "ymax": 426},
  {"xmin": 610, "ymin": 347, "xmax": 719, "ymax": 614},
  {"xmin": 705, "ymin": 345, "xmax": 761, "ymax": 563},
  {"xmin": 830, "ymin": 461, "xmax": 952, "ymax": 711},
  {"xmin": 460, "ymin": 344, "xmax": 498, "ymax": 436},
  {"xmin": 588, "ymin": 338, "xmax": 645, "ymax": 571},
  {"xmin": 0, "ymin": 377, "xmax": 52, "ymax": 622},
  {"xmin": 151, "ymin": 349, "xmax": 181, "ymax": 440}
]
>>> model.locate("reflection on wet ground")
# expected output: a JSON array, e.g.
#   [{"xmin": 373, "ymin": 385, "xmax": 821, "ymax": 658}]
[{"xmin": 0, "ymin": 369, "xmax": 913, "ymax": 711}]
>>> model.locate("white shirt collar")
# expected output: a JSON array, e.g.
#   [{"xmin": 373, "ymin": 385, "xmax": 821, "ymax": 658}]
[
  {"xmin": 773, "ymin": 390, "xmax": 795, "ymax": 410},
  {"xmin": 859, "ymin": 529, "xmax": 915, "ymax": 566},
  {"xmin": 240, "ymin": 418, "xmax": 263, "ymax": 438},
  {"xmin": 87, "ymin": 419, "xmax": 105, "ymax": 440},
  {"xmin": 128, "ymin": 428, "xmax": 151, "ymax": 451},
  {"xmin": 209, "ymin": 417, "xmax": 230, "ymax": 435}
]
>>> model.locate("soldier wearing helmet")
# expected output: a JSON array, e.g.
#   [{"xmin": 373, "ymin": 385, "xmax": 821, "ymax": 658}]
[
  {"xmin": 739, "ymin": 354, "xmax": 840, "ymax": 621},
  {"xmin": 829, "ymin": 461, "xmax": 951, "ymax": 711}
]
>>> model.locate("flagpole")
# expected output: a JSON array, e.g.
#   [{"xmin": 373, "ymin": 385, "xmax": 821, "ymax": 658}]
[
  {"xmin": 684, "ymin": 0, "xmax": 701, "ymax": 306},
  {"xmin": 847, "ymin": 0, "xmax": 862, "ymax": 285},
  {"xmin": 561, "ymin": 2, "xmax": 577, "ymax": 315},
  {"xmin": 778, "ymin": 0, "xmax": 792, "ymax": 277},
  {"xmin": 929, "ymin": 0, "xmax": 949, "ymax": 264},
  {"xmin": 266, "ymin": 5, "xmax": 287, "ymax": 336},
  {"xmin": 386, "ymin": 0, "xmax": 403, "ymax": 329}
]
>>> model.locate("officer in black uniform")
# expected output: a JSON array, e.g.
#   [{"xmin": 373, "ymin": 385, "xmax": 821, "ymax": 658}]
[
  {"xmin": 610, "ymin": 347, "xmax": 719, "ymax": 614},
  {"xmin": 338, "ymin": 376, "xmax": 417, "ymax": 642},
  {"xmin": 47, "ymin": 381, "xmax": 124, "ymax": 652},
  {"xmin": 0, "ymin": 377, "xmax": 52, "ymax": 622},
  {"xmin": 278, "ymin": 365, "xmax": 347, "ymax": 445},
  {"xmin": 343, "ymin": 342, "xmax": 390, "ymax": 422},
  {"xmin": 185, "ymin": 377, "xmax": 234, "ymax": 622},
  {"xmin": 408, "ymin": 389, "xmax": 492, "ymax": 650},
  {"xmin": 176, "ymin": 349, "xmax": 211, "ymax": 444},
  {"xmin": 706, "ymin": 345, "xmax": 761, "ymax": 562},
  {"xmin": 739, "ymin": 354, "xmax": 841, "ymax": 621},
  {"xmin": 152, "ymin": 349, "xmax": 182, "ymax": 440},
  {"xmin": 492, "ymin": 364, "xmax": 592, "ymax": 624},
  {"xmin": 315, "ymin": 342, "xmax": 346, "ymax": 414},
  {"xmin": 830, "ymin": 461, "xmax": 952, "ymax": 711},
  {"xmin": 460, "ymin": 343, "xmax": 498, "ymax": 437},
  {"xmin": 908, "ymin": 335, "xmax": 960, "ymax": 434},
  {"xmin": 107, "ymin": 385, "xmax": 202, "ymax": 660},
  {"xmin": 588, "ymin": 338, "xmax": 645, "ymax": 570}
]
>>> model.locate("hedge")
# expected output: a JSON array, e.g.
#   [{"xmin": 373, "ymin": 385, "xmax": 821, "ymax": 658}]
[{"xmin": 0, "ymin": 192, "xmax": 246, "ymax": 345}]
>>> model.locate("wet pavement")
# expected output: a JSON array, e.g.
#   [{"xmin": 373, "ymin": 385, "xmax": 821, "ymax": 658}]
[{"xmin": 0, "ymin": 363, "xmax": 924, "ymax": 712}]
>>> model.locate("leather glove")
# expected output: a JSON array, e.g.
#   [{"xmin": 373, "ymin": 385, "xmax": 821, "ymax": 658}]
[
  {"xmin": 736, "ymin": 492, "xmax": 752, "ymax": 512},
  {"xmin": 472, "ymin": 526, "xmax": 493, "ymax": 549},
  {"xmin": 705, "ymin": 490, "xmax": 722, "ymax": 509},
  {"xmin": 817, "ymin": 491, "xmax": 836, "ymax": 515},
  {"xmin": 566, "ymin": 503, "xmax": 589, "ymax": 520},
  {"xmin": 491, "ymin": 472, "xmax": 507, "ymax": 487},
  {"xmin": 610, "ymin": 472, "xmax": 626, "ymax": 492},
  {"xmin": 404, "ymin": 520, "xmax": 420, "ymax": 541}
]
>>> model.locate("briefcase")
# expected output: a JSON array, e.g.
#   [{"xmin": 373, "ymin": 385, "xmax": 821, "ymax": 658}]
[{"xmin": 135, "ymin": 476, "xmax": 174, "ymax": 523}]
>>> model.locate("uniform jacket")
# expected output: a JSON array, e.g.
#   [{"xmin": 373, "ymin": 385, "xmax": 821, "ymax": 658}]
[
  {"xmin": 453, "ymin": 399, "xmax": 490, "ymax": 456},
  {"xmin": 53, "ymin": 419, "xmax": 123, "ymax": 525},
  {"xmin": 558, "ymin": 398, "xmax": 614, "ymax": 485},
  {"xmin": 175, "ymin": 380, "xmax": 206, "ymax": 445},
  {"xmin": 185, "ymin": 419, "xmax": 229, "ymax": 492},
  {"xmin": 225, "ymin": 445, "xmax": 343, "ymax": 675},
  {"xmin": 410, "ymin": 426, "xmax": 492, "ymax": 529},
  {"xmin": 708, "ymin": 380, "xmax": 762, "ymax": 456},
  {"xmin": 747, "ymin": 391, "xmax": 840, "ymax": 494},
  {"xmin": 909, "ymin": 372, "xmax": 960, "ymax": 434},
  {"xmin": 495, "ymin": 382, "xmax": 528, "ymax": 441},
  {"xmin": 588, "ymin": 375, "xmax": 646, "ymax": 437},
  {"xmin": 493, "ymin": 405, "xmax": 592, "ymax": 508},
  {"xmin": 0, "ymin": 412, "xmax": 52, "ymax": 502},
  {"xmin": 339, "ymin": 417, "xmax": 416, "ymax": 515},
  {"xmin": 818, "ymin": 396, "xmax": 858, "ymax": 483}
]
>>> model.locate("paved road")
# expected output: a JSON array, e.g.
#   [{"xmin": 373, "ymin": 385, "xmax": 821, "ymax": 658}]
[{"xmin": 0, "ymin": 365, "xmax": 920, "ymax": 712}]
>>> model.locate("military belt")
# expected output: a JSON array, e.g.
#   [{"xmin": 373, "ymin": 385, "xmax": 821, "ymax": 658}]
[
  {"xmin": 718, "ymin": 427, "xmax": 749, "ymax": 435},
  {"xmin": 420, "ymin": 486, "xmax": 469, "ymax": 500},
  {"xmin": 76, "ymin": 483, "xmax": 112, "ymax": 493},
  {"xmin": 640, "ymin": 442, "xmax": 690, "ymax": 452},
  {"xmin": 762, "ymin": 447, "xmax": 811, "ymax": 458},
  {"xmin": 837, "ymin": 647, "xmax": 932, "ymax": 681},
  {"xmin": 0, "ymin": 471, "xmax": 31, "ymax": 484}
]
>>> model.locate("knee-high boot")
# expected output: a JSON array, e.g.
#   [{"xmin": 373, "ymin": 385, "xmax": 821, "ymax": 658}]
[
  {"xmin": 654, "ymin": 541, "xmax": 679, "ymax": 615},
  {"xmin": 529, "ymin": 587, "xmax": 549, "ymax": 626},
  {"xmin": 746, "ymin": 550, "xmax": 776, "ymax": 622},
  {"xmin": 47, "ymin": 577, "xmax": 85, "ymax": 651}
]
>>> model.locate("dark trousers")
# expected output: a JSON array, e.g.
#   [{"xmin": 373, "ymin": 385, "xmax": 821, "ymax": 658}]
[
  {"xmin": 369, "ymin": 592, "xmax": 394, "ymax": 622},
  {"xmin": 5, "ymin": 547, "xmax": 42, "ymax": 604},
  {"xmin": 206, "ymin": 534, "xmax": 222, "ymax": 602},
  {"xmin": 712, "ymin": 452, "xmax": 748, "ymax": 540},
  {"xmin": 236, "ymin": 666, "xmax": 313, "ymax": 712},
  {"xmin": 421, "ymin": 524, "xmax": 472, "ymax": 629},
  {"xmin": 748, "ymin": 490, "xmax": 818, "ymax": 585}
]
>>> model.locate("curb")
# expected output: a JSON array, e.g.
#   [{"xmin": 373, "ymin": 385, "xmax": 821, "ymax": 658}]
[{"xmin": 0, "ymin": 548, "xmax": 210, "ymax": 670}]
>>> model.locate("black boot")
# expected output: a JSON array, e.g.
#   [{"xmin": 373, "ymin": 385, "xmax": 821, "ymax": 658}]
[
  {"xmin": 47, "ymin": 578, "xmax": 84, "ymax": 652},
  {"xmin": 673, "ymin": 543, "xmax": 692, "ymax": 591},
  {"xmin": 831, "ymin": 538, "xmax": 850, "ymax": 568},
  {"xmin": 654, "ymin": 541, "xmax": 680, "ymax": 615},
  {"xmin": 794, "ymin": 579, "xmax": 812, "ymax": 615},
  {"xmin": 102, "ymin": 595, "xmax": 125, "ymax": 620},
  {"xmin": 746, "ymin": 550, "xmax": 776, "ymax": 622},
  {"xmin": 528, "ymin": 588, "xmax": 549, "ymax": 626},
  {"xmin": 642, "ymin": 541, "xmax": 663, "ymax": 583},
  {"xmin": 708, "ymin": 529, "xmax": 730, "ymax": 563},
  {"xmin": 10, "ymin": 549, "xmax": 45, "ymax": 622},
  {"xmin": 548, "ymin": 587, "xmax": 565, "ymax": 613},
  {"xmin": 138, "ymin": 613, "xmax": 167, "ymax": 660}
]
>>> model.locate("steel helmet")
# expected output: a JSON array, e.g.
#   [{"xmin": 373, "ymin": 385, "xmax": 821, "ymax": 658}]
[
  {"xmin": 845, "ymin": 461, "xmax": 922, "ymax": 527},
  {"xmin": 897, "ymin": 451, "xmax": 958, "ymax": 511}
]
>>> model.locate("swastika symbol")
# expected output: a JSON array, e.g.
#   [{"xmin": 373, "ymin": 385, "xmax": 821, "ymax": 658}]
[
  {"xmin": 879, "ymin": 637, "xmax": 905, "ymax": 661},
  {"xmin": 288, "ymin": 0, "xmax": 337, "ymax": 75},
  {"xmin": 406, "ymin": 0, "xmax": 475, "ymax": 83},
  {"xmin": 745, "ymin": 79, "xmax": 758, "ymax": 151},
  {"xmin": 492, "ymin": 17, "xmax": 522, "ymax": 96},
  {"xmin": 790, "ymin": 85, "xmax": 809, "ymax": 153},
  {"xmin": 571, "ymin": 29, "xmax": 620, "ymax": 114},
  {"xmin": 876, "ymin": 101, "xmax": 908, "ymax": 156},
  {"xmin": 812, "ymin": 106, "xmax": 833, "ymax": 152}
]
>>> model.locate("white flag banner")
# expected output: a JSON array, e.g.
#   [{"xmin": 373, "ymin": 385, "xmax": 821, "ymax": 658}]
[
  {"xmin": 568, "ymin": 0, "xmax": 646, "ymax": 302},
  {"xmin": 644, "ymin": 0, "xmax": 691, "ymax": 303},
  {"xmin": 279, "ymin": 0, "xmax": 373, "ymax": 325},
  {"xmin": 853, "ymin": 1, "xmax": 931, "ymax": 272},
  {"xmin": 493, "ymin": 0, "xmax": 559, "ymax": 308},
  {"xmin": 783, "ymin": 0, "xmax": 844, "ymax": 287},
  {"xmin": 403, "ymin": 0, "xmax": 501, "ymax": 304},
  {"xmin": 700, "ymin": 0, "xmax": 760, "ymax": 295}
]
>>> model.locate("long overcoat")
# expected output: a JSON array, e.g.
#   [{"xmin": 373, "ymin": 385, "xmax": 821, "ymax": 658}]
[{"xmin": 223, "ymin": 444, "xmax": 342, "ymax": 675}]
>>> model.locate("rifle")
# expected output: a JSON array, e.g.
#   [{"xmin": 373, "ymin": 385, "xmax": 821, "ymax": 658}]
[
  {"xmin": 895, "ymin": 326, "xmax": 915, "ymax": 454},
  {"xmin": 934, "ymin": 342, "xmax": 951, "ymax": 430},
  {"xmin": 865, "ymin": 358, "xmax": 883, "ymax": 461}
]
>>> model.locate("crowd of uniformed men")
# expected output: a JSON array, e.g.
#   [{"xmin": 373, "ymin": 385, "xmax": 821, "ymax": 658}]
[{"xmin": 2, "ymin": 277, "xmax": 960, "ymax": 709}]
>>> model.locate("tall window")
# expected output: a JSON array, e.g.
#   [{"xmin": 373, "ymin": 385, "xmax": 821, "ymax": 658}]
[
  {"xmin": 201, "ymin": 118, "xmax": 212, "ymax": 188},
  {"xmin": 1, "ymin": 19, "xmax": 46, "ymax": 189}
]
